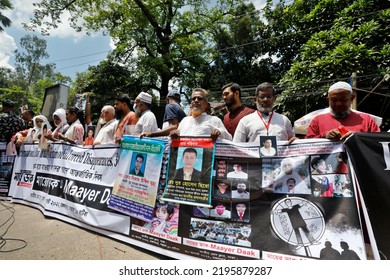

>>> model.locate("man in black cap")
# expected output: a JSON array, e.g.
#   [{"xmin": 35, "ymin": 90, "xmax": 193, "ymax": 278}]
[
  {"xmin": 140, "ymin": 89, "xmax": 186, "ymax": 137},
  {"xmin": 0, "ymin": 100, "xmax": 25, "ymax": 144}
]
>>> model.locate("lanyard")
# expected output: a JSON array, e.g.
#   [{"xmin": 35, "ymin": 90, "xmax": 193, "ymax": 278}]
[{"xmin": 257, "ymin": 111, "xmax": 274, "ymax": 135}]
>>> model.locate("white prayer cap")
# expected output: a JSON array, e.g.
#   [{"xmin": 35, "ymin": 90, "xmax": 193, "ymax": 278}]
[
  {"xmin": 328, "ymin": 81, "xmax": 352, "ymax": 93},
  {"xmin": 136, "ymin": 91, "xmax": 152, "ymax": 104}
]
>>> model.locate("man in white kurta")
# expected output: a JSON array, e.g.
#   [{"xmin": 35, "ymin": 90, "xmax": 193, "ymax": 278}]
[
  {"xmin": 175, "ymin": 88, "xmax": 232, "ymax": 140},
  {"xmin": 133, "ymin": 92, "xmax": 159, "ymax": 135},
  {"xmin": 94, "ymin": 105, "xmax": 118, "ymax": 145},
  {"xmin": 178, "ymin": 112, "xmax": 232, "ymax": 140},
  {"xmin": 233, "ymin": 82, "xmax": 294, "ymax": 142}
]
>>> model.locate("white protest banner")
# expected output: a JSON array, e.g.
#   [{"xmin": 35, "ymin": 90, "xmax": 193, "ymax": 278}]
[
  {"xmin": 8, "ymin": 142, "xmax": 130, "ymax": 234},
  {"xmin": 7, "ymin": 139, "xmax": 370, "ymax": 260}
]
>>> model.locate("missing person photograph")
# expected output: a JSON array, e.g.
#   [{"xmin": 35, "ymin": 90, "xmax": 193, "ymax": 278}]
[
  {"xmin": 173, "ymin": 147, "xmax": 203, "ymax": 181},
  {"xmin": 260, "ymin": 135, "xmax": 277, "ymax": 157},
  {"xmin": 129, "ymin": 153, "xmax": 147, "ymax": 177}
]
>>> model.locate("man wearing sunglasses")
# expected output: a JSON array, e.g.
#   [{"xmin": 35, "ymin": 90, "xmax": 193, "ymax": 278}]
[{"xmin": 170, "ymin": 88, "xmax": 232, "ymax": 141}]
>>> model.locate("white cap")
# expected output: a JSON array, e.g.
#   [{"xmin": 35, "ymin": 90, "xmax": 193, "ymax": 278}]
[
  {"xmin": 137, "ymin": 92, "xmax": 152, "ymax": 104},
  {"xmin": 328, "ymin": 81, "xmax": 352, "ymax": 93}
]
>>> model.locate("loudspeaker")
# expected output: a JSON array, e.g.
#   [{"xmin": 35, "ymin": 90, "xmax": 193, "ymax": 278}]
[{"xmin": 41, "ymin": 84, "xmax": 70, "ymax": 123}]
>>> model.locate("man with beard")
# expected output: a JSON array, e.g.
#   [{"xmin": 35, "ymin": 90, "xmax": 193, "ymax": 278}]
[
  {"xmin": 233, "ymin": 82, "xmax": 295, "ymax": 142},
  {"xmin": 133, "ymin": 92, "xmax": 159, "ymax": 135},
  {"xmin": 170, "ymin": 88, "xmax": 232, "ymax": 140},
  {"xmin": 221, "ymin": 83, "xmax": 254, "ymax": 136},
  {"xmin": 93, "ymin": 105, "xmax": 118, "ymax": 145},
  {"xmin": 231, "ymin": 182, "xmax": 250, "ymax": 199},
  {"xmin": 114, "ymin": 94, "xmax": 138, "ymax": 144},
  {"xmin": 306, "ymin": 81, "xmax": 380, "ymax": 140}
]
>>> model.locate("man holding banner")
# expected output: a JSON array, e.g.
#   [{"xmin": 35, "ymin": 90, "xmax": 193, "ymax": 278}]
[
  {"xmin": 171, "ymin": 88, "xmax": 231, "ymax": 141},
  {"xmin": 306, "ymin": 81, "xmax": 380, "ymax": 140}
]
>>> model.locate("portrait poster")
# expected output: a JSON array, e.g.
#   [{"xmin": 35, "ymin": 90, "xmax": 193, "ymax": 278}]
[
  {"xmin": 163, "ymin": 136, "xmax": 215, "ymax": 207},
  {"xmin": 38, "ymin": 124, "xmax": 49, "ymax": 150},
  {"xmin": 109, "ymin": 136, "xmax": 166, "ymax": 222},
  {"xmin": 74, "ymin": 93, "xmax": 87, "ymax": 112},
  {"xmin": 84, "ymin": 125, "xmax": 95, "ymax": 146},
  {"xmin": 259, "ymin": 135, "xmax": 277, "ymax": 157}
]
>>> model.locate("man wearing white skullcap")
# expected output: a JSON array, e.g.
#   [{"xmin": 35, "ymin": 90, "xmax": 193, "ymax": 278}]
[
  {"xmin": 133, "ymin": 91, "xmax": 158, "ymax": 135},
  {"xmin": 306, "ymin": 81, "xmax": 380, "ymax": 140}
]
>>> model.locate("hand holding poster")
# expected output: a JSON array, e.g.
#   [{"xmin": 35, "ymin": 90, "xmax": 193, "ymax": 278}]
[{"xmin": 163, "ymin": 137, "xmax": 215, "ymax": 207}]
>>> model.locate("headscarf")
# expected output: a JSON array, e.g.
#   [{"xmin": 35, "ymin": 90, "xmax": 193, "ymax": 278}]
[
  {"xmin": 51, "ymin": 108, "xmax": 69, "ymax": 137},
  {"xmin": 26, "ymin": 115, "xmax": 52, "ymax": 142}
]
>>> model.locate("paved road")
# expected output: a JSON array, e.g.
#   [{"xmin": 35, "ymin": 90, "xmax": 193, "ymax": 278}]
[
  {"xmin": 1, "ymin": 200, "xmax": 374, "ymax": 260},
  {"xmin": 0, "ymin": 201, "xmax": 166, "ymax": 260}
]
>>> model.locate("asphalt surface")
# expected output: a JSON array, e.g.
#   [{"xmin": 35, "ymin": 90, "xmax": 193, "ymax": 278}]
[
  {"xmin": 0, "ymin": 201, "xmax": 167, "ymax": 260},
  {"xmin": 0, "ymin": 200, "xmax": 374, "ymax": 260}
]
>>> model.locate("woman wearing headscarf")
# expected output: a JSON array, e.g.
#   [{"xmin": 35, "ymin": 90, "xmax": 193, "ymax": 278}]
[
  {"xmin": 14, "ymin": 115, "xmax": 52, "ymax": 146},
  {"xmin": 45, "ymin": 108, "xmax": 69, "ymax": 142},
  {"xmin": 58, "ymin": 107, "xmax": 85, "ymax": 145}
]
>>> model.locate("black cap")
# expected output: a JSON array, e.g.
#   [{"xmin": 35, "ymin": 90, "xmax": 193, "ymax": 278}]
[{"xmin": 167, "ymin": 90, "xmax": 181, "ymax": 100}]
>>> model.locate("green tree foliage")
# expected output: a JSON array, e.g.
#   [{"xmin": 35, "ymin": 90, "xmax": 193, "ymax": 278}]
[
  {"xmin": 263, "ymin": 0, "xmax": 390, "ymax": 128},
  {"xmin": 24, "ymin": 0, "xmax": 249, "ymax": 99},
  {"xmin": 14, "ymin": 35, "xmax": 58, "ymax": 83},
  {"xmin": 72, "ymin": 59, "xmax": 144, "ymax": 123},
  {"xmin": 1, "ymin": 35, "xmax": 71, "ymax": 115},
  {"xmin": 0, "ymin": 67, "xmax": 24, "ymax": 103},
  {"xmin": 201, "ymin": 1, "xmax": 273, "ymax": 96},
  {"xmin": 0, "ymin": 0, "xmax": 12, "ymax": 32},
  {"xmin": 13, "ymin": 35, "xmax": 72, "ymax": 112}
]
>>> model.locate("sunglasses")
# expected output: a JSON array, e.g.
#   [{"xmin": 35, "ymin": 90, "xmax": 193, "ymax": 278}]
[{"xmin": 191, "ymin": 96, "xmax": 205, "ymax": 102}]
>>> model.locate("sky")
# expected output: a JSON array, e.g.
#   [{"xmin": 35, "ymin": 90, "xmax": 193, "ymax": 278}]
[
  {"xmin": 0, "ymin": 0, "xmax": 267, "ymax": 82},
  {"xmin": 0, "ymin": 0, "xmax": 112, "ymax": 81}
]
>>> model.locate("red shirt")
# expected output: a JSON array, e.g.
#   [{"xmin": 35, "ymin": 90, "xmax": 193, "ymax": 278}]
[
  {"xmin": 306, "ymin": 111, "xmax": 380, "ymax": 138},
  {"xmin": 223, "ymin": 105, "xmax": 254, "ymax": 137}
]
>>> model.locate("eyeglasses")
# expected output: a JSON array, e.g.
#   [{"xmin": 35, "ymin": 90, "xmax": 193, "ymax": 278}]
[{"xmin": 191, "ymin": 96, "xmax": 205, "ymax": 102}]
